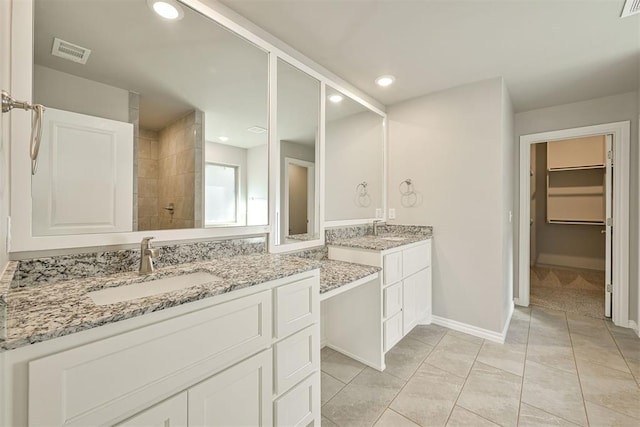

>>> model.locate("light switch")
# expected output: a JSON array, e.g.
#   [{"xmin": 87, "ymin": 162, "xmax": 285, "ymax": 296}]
[
  {"xmin": 375, "ymin": 208, "xmax": 382, "ymax": 218},
  {"xmin": 389, "ymin": 208, "xmax": 396, "ymax": 219}
]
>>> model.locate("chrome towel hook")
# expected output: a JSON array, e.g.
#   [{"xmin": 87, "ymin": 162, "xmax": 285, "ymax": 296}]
[{"xmin": 2, "ymin": 90, "xmax": 46, "ymax": 175}]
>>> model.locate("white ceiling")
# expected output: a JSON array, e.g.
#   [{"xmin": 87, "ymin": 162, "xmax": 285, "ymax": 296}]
[{"xmin": 219, "ymin": 0, "xmax": 640, "ymax": 112}]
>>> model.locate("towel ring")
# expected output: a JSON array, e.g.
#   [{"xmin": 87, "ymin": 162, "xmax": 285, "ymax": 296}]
[
  {"xmin": 399, "ymin": 179, "xmax": 417, "ymax": 207},
  {"xmin": 355, "ymin": 182, "xmax": 371, "ymax": 207}
]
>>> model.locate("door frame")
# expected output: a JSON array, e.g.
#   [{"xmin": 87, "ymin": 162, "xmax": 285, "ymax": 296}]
[{"xmin": 518, "ymin": 121, "xmax": 630, "ymax": 326}]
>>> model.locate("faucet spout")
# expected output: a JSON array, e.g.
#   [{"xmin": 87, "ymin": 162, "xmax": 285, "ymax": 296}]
[
  {"xmin": 373, "ymin": 220, "xmax": 385, "ymax": 236},
  {"xmin": 139, "ymin": 237, "xmax": 160, "ymax": 275}
]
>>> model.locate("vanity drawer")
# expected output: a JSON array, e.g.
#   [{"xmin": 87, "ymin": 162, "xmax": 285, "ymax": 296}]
[
  {"xmin": 28, "ymin": 290, "xmax": 272, "ymax": 426},
  {"xmin": 274, "ymin": 276, "xmax": 319, "ymax": 339},
  {"xmin": 274, "ymin": 325, "xmax": 319, "ymax": 395},
  {"xmin": 403, "ymin": 241, "xmax": 431, "ymax": 277},
  {"xmin": 383, "ymin": 252, "xmax": 403, "ymax": 285},
  {"xmin": 274, "ymin": 373, "xmax": 319, "ymax": 427},
  {"xmin": 383, "ymin": 311, "xmax": 403, "ymax": 352},
  {"xmin": 383, "ymin": 282, "xmax": 402, "ymax": 318}
]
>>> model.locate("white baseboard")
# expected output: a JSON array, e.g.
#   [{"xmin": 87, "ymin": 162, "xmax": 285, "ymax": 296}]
[
  {"xmin": 432, "ymin": 302, "xmax": 514, "ymax": 344},
  {"xmin": 536, "ymin": 254, "xmax": 605, "ymax": 271}
]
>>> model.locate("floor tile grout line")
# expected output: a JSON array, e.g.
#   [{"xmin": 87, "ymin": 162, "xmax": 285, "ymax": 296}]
[
  {"xmin": 442, "ymin": 334, "xmax": 485, "ymax": 426},
  {"xmin": 607, "ymin": 323, "xmax": 640, "ymax": 388},
  {"xmin": 565, "ymin": 310, "xmax": 590, "ymax": 427},
  {"xmin": 523, "ymin": 402, "xmax": 583, "ymax": 427},
  {"xmin": 381, "ymin": 329, "xmax": 448, "ymax": 427},
  {"xmin": 516, "ymin": 308, "xmax": 532, "ymax": 426}
]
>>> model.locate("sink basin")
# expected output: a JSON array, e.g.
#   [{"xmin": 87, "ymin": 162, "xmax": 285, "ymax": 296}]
[
  {"xmin": 380, "ymin": 236, "xmax": 408, "ymax": 242},
  {"xmin": 88, "ymin": 272, "xmax": 222, "ymax": 306}
]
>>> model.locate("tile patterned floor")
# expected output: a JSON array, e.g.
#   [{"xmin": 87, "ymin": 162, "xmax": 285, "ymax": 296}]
[
  {"xmin": 320, "ymin": 306, "xmax": 640, "ymax": 427},
  {"xmin": 530, "ymin": 266, "xmax": 605, "ymax": 319}
]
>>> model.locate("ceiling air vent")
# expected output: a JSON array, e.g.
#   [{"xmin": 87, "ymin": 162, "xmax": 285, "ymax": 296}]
[
  {"xmin": 621, "ymin": 0, "xmax": 640, "ymax": 17},
  {"xmin": 247, "ymin": 126, "xmax": 267, "ymax": 134},
  {"xmin": 51, "ymin": 38, "xmax": 91, "ymax": 64}
]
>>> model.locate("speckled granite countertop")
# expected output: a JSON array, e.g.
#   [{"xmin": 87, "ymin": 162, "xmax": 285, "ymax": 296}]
[
  {"xmin": 328, "ymin": 233, "xmax": 431, "ymax": 251},
  {"xmin": 319, "ymin": 260, "xmax": 380, "ymax": 295},
  {"xmin": 1, "ymin": 254, "xmax": 321, "ymax": 351}
]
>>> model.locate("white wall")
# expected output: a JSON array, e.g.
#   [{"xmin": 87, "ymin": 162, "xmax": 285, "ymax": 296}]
[
  {"xmin": 514, "ymin": 91, "xmax": 639, "ymax": 324},
  {"xmin": 247, "ymin": 144, "xmax": 268, "ymax": 225},
  {"xmin": 205, "ymin": 141, "xmax": 248, "ymax": 225},
  {"xmin": 501, "ymin": 81, "xmax": 515, "ymax": 327},
  {"xmin": 0, "ymin": 0, "xmax": 11, "ymax": 272},
  {"xmin": 325, "ymin": 111, "xmax": 383, "ymax": 221},
  {"xmin": 388, "ymin": 77, "xmax": 513, "ymax": 334},
  {"xmin": 33, "ymin": 65, "xmax": 129, "ymax": 122}
]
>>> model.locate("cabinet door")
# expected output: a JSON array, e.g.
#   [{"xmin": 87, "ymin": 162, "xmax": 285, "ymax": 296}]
[
  {"xmin": 188, "ymin": 350, "xmax": 272, "ymax": 427},
  {"xmin": 403, "ymin": 268, "xmax": 431, "ymax": 335},
  {"xmin": 115, "ymin": 393, "xmax": 187, "ymax": 427}
]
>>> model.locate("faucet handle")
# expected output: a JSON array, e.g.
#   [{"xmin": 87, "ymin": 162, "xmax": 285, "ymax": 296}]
[{"xmin": 141, "ymin": 236, "xmax": 155, "ymax": 247}]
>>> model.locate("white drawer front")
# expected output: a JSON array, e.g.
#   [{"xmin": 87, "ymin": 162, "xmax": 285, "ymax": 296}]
[
  {"xmin": 29, "ymin": 291, "xmax": 272, "ymax": 427},
  {"xmin": 383, "ymin": 252, "xmax": 403, "ymax": 285},
  {"xmin": 384, "ymin": 311, "xmax": 403, "ymax": 352},
  {"xmin": 402, "ymin": 241, "xmax": 431, "ymax": 277},
  {"xmin": 274, "ymin": 325, "xmax": 319, "ymax": 395},
  {"xmin": 116, "ymin": 392, "xmax": 187, "ymax": 427},
  {"xmin": 383, "ymin": 282, "xmax": 402, "ymax": 318},
  {"xmin": 274, "ymin": 373, "xmax": 319, "ymax": 427},
  {"xmin": 275, "ymin": 276, "xmax": 319, "ymax": 339}
]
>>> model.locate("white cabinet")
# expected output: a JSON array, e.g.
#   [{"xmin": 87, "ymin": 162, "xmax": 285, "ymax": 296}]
[
  {"xmin": 189, "ymin": 350, "xmax": 272, "ymax": 427},
  {"xmin": 8, "ymin": 270, "xmax": 321, "ymax": 427},
  {"xmin": 116, "ymin": 393, "xmax": 187, "ymax": 427},
  {"xmin": 329, "ymin": 239, "xmax": 432, "ymax": 354}
]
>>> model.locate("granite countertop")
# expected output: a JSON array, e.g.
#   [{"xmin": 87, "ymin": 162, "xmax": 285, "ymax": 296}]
[
  {"xmin": 328, "ymin": 233, "xmax": 431, "ymax": 251},
  {"xmin": 1, "ymin": 254, "xmax": 321, "ymax": 351},
  {"xmin": 319, "ymin": 259, "xmax": 380, "ymax": 295}
]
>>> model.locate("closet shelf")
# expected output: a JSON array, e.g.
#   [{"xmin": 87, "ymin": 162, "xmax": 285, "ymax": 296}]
[
  {"xmin": 547, "ymin": 220, "xmax": 606, "ymax": 226},
  {"xmin": 548, "ymin": 164, "xmax": 605, "ymax": 172}
]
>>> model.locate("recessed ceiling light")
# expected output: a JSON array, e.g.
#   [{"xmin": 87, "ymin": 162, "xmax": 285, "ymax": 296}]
[
  {"xmin": 218, "ymin": 136, "xmax": 229, "ymax": 142},
  {"xmin": 247, "ymin": 126, "xmax": 267, "ymax": 134},
  {"xmin": 375, "ymin": 75, "xmax": 395, "ymax": 87},
  {"xmin": 147, "ymin": 0, "xmax": 184, "ymax": 20},
  {"xmin": 328, "ymin": 94, "xmax": 343, "ymax": 103}
]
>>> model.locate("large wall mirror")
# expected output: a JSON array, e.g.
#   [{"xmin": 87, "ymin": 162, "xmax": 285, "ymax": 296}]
[
  {"xmin": 31, "ymin": 0, "xmax": 268, "ymax": 236},
  {"xmin": 325, "ymin": 86, "xmax": 384, "ymax": 222},
  {"xmin": 275, "ymin": 59, "xmax": 321, "ymax": 246}
]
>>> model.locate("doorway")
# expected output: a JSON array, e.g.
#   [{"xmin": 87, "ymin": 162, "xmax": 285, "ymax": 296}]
[
  {"xmin": 516, "ymin": 122, "xmax": 630, "ymax": 327},
  {"xmin": 528, "ymin": 136, "xmax": 611, "ymax": 318},
  {"xmin": 283, "ymin": 157, "xmax": 315, "ymax": 239}
]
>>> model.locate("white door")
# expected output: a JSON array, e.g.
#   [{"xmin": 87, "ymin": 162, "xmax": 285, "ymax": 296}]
[
  {"xmin": 115, "ymin": 393, "xmax": 187, "ymax": 427},
  {"xmin": 605, "ymin": 134, "xmax": 613, "ymax": 318},
  {"xmin": 32, "ymin": 108, "xmax": 133, "ymax": 235},
  {"xmin": 188, "ymin": 349, "xmax": 272, "ymax": 427}
]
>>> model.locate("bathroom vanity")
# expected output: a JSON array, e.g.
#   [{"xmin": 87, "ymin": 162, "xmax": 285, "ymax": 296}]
[{"xmin": 0, "ymin": 254, "xmax": 322, "ymax": 426}]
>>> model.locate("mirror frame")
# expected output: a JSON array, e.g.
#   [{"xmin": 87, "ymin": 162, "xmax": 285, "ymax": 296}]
[{"xmin": 9, "ymin": 0, "xmax": 386, "ymax": 253}]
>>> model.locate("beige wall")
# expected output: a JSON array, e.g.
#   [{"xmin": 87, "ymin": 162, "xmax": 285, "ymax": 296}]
[
  {"xmin": 157, "ymin": 111, "xmax": 203, "ymax": 230},
  {"xmin": 325, "ymin": 111, "xmax": 383, "ymax": 221},
  {"xmin": 33, "ymin": 65, "xmax": 129, "ymax": 122},
  {"xmin": 279, "ymin": 140, "xmax": 315, "ymax": 241},
  {"xmin": 532, "ymin": 143, "xmax": 606, "ymax": 270},
  {"xmin": 137, "ymin": 129, "xmax": 159, "ymax": 231},
  {"xmin": 514, "ymin": 91, "xmax": 638, "ymax": 323},
  {"xmin": 388, "ymin": 77, "xmax": 513, "ymax": 334},
  {"xmin": 206, "ymin": 141, "xmax": 248, "ymax": 225},
  {"xmin": 288, "ymin": 164, "xmax": 308, "ymax": 235}
]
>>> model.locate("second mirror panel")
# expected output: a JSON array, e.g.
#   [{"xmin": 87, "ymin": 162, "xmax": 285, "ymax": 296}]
[
  {"xmin": 276, "ymin": 59, "xmax": 320, "ymax": 245},
  {"xmin": 325, "ymin": 87, "xmax": 384, "ymax": 221}
]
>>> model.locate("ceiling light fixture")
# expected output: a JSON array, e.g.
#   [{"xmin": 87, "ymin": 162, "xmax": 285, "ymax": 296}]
[
  {"xmin": 328, "ymin": 94, "xmax": 343, "ymax": 103},
  {"xmin": 147, "ymin": 0, "xmax": 184, "ymax": 20},
  {"xmin": 375, "ymin": 75, "xmax": 395, "ymax": 87},
  {"xmin": 218, "ymin": 136, "xmax": 229, "ymax": 142}
]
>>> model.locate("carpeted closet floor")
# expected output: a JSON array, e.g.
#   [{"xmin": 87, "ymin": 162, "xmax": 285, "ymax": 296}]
[{"xmin": 530, "ymin": 265, "xmax": 605, "ymax": 319}]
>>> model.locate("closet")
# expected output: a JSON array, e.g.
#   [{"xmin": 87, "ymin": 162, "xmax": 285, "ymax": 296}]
[{"xmin": 546, "ymin": 135, "xmax": 606, "ymax": 225}]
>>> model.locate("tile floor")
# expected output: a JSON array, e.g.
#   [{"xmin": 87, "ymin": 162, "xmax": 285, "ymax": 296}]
[{"xmin": 320, "ymin": 306, "xmax": 640, "ymax": 427}]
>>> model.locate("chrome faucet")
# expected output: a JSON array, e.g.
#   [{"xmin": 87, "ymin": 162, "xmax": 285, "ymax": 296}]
[
  {"xmin": 373, "ymin": 220, "xmax": 385, "ymax": 236},
  {"xmin": 139, "ymin": 237, "xmax": 161, "ymax": 275}
]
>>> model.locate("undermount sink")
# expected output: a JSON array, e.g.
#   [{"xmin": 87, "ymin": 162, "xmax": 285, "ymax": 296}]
[
  {"xmin": 88, "ymin": 272, "xmax": 222, "ymax": 306},
  {"xmin": 379, "ymin": 236, "xmax": 408, "ymax": 242}
]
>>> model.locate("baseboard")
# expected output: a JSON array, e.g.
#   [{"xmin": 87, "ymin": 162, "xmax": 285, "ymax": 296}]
[
  {"xmin": 432, "ymin": 305, "xmax": 513, "ymax": 344},
  {"xmin": 536, "ymin": 254, "xmax": 605, "ymax": 271}
]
